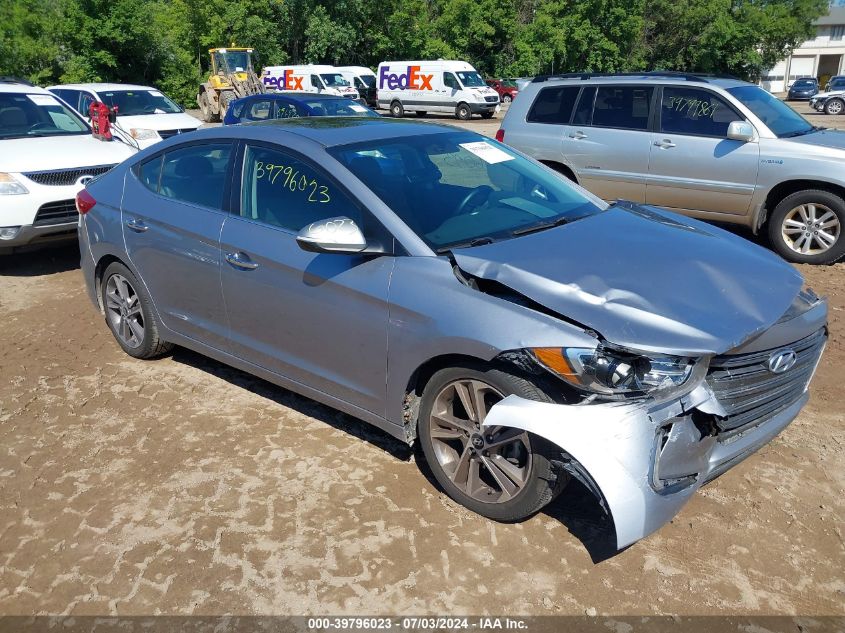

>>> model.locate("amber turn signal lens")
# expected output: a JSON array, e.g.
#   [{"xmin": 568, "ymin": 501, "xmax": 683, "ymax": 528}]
[{"xmin": 532, "ymin": 347, "xmax": 579, "ymax": 380}]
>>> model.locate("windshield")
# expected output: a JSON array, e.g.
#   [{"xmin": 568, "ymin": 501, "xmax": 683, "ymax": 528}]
[
  {"xmin": 727, "ymin": 85, "xmax": 814, "ymax": 138},
  {"xmin": 303, "ymin": 99, "xmax": 377, "ymax": 117},
  {"xmin": 360, "ymin": 75, "xmax": 376, "ymax": 88},
  {"xmin": 98, "ymin": 90, "xmax": 181, "ymax": 116},
  {"xmin": 792, "ymin": 79, "xmax": 816, "ymax": 87},
  {"xmin": 456, "ymin": 71, "xmax": 485, "ymax": 87},
  {"xmin": 215, "ymin": 51, "xmax": 251, "ymax": 73},
  {"xmin": 329, "ymin": 131, "xmax": 604, "ymax": 250},
  {"xmin": 320, "ymin": 74, "xmax": 350, "ymax": 88},
  {"xmin": 830, "ymin": 79, "xmax": 845, "ymax": 89},
  {"xmin": 0, "ymin": 92, "xmax": 89, "ymax": 139}
]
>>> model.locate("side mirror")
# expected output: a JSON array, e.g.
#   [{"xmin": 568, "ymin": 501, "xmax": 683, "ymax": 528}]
[
  {"xmin": 727, "ymin": 120, "xmax": 755, "ymax": 142},
  {"xmin": 296, "ymin": 216, "xmax": 367, "ymax": 254}
]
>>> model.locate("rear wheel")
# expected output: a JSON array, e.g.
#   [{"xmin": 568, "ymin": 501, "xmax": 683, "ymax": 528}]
[
  {"xmin": 481, "ymin": 111, "xmax": 495, "ymax": 119},
  {"xmin": 502, "ymin": 94, "xmax": 513, "ymax": 104},
  {"xmin": 418, "ymin": 365, "xmax": 568, "ymax": 521},
  {"xmin": 768, "ymin": 189, "xmax": 845, "ymax": 264},
  {"xmin": 456, "ymin": 103, "xmax": 472, "ymax": 120},
  {"xmin": 824, "ymin": 98, "xmax": 844, "ymax": 115},
  {"xmin": 101, "ymin": 262, "xmax": 173, "ymax": 359},
  {"xmin": 390, "ymin": 101, "xmax": 404, "ymax": 118}
]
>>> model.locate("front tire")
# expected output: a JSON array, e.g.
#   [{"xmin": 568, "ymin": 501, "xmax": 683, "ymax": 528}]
[
  {"xmin": 502, "ymin": 94, "xmax": 512, "ymax": 104},
  {"xmin": 824, "ymin": 98, "xmax": 844, "ymax": 115},
  {"xmin": 101, "ymin": 262, "xmax": 173, "ymax": 359},
  {"xmin": 418, "ymin": 364, "xmax": 568, "ymax": 522},
  {"xmin": 390, "ymin": 100, "xmax": 404, "ymax": 118},
  {"xmin": 456, "ymin": 103, "xmax": 472, "ymax": 120},
  {"xmin": 767, "ymin": 189, "xmax": 845, "ymax": 264}
]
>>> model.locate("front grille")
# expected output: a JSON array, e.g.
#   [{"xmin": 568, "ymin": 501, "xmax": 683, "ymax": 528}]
[
  {"xmin": 34, "ymin": 199, "xmax": 77, "ymax": 226},
  {"xmin": 158, "ymin": 128, "xmax": 196, "ymax": 139},
  {"xmin": 706, "ymin": 328, "xmax": 826, "ymax": 439},
  {"xmin": 23, "ymin": 164, "xmax": 114, "ymax": 187},
  {"xmin": 484, "ymin": 96, "xmax": 499, "ymax": 103}
]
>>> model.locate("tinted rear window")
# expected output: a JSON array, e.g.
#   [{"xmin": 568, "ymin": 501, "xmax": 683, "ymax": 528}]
[{"xmin": 526, "ymin": 86, "xmax": 580, "ymax": 124}]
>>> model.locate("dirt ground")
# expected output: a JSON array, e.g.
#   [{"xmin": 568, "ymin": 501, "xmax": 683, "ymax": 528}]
[{"xmin": 0, "ymin": 101, "xmax": 843, "ymax": 618}]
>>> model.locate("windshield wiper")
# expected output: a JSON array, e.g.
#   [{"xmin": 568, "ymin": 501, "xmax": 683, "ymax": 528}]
[
  {"xmin": 435, "ymin": 236, "xmax": 495, "ymax": 254},
  {"xmin": 782, "ymin": 127, "xmax": 820, "ymax": 138},
  {"xmin": 511, "ymin": 216, "xmax": 572, "ymax": 236}
]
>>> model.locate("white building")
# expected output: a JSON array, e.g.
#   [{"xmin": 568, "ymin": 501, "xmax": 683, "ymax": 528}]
[{"xmin": 761, "ymin": 2, "xmax": 845, "ymax": 93}]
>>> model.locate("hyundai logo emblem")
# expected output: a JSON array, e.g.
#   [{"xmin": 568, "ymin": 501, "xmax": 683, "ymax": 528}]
[
  {"xmin": 767, "ymin": 349, "xmax": 797, "ymax": 374},
  {"xmin": 76, "ymin": 175, "xmax": 94, "ymax": 186}
]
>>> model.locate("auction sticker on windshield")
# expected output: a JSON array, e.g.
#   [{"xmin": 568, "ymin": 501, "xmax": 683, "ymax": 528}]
[{"xmin": 459, "ymin": 141, "xmax": 514, "ymax": 164}]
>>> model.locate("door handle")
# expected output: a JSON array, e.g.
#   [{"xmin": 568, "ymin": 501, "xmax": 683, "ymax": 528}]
[
  {"xmin": 125, "ymin": 218, "xmax": 148, "ymax": 232},
  {"xmin": 654, "ymin": 139, "xmax": 676, "ymax": 149},
  {"xmin": 225, "ymin": 251, "xmax": 259, "ymax": 270},
  {"xmin": 569, "ymin": 131, "xmax": 588, "ymax": 139}
]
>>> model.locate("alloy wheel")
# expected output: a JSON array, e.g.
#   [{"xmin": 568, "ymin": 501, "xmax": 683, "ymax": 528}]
[
  {"xmin": 827, "ymin": 99, "xmax": 843, "ymax": 115},
  {"xmin": 105, "ymin": 274, "xmax": 145, "ymax": 349},
  {"xmin": 427, "ymin": 379, "xmax": 532, "ymax": 503},
  {"xmin": 781, "ymin": 203, "xmax": 841, "ymax": 255}
]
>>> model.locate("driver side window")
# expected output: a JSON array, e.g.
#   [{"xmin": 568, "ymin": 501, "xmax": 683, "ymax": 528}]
[{"xmin": 240, "ymin": 144, "xmax": 360, "ymax": 232}]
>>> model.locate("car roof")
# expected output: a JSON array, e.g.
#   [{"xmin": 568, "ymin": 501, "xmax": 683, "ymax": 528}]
[
  {"xmin": 47, "ymin": 83, "xmax": 156, "ymax": 92},
  {"xmin": 243, "ymin": 92, "xmax": 352, "ymax": 102},
  {"xmin": 0, "ymin": 80, "xmax": 51, "ymax": 95},
  {"xmin": 528, "ymin": 73, "xmax": 753, "ymax": 90},
  {"xmin": 209, "ymin": 117, "xmax": 462, "ymax": 147}
]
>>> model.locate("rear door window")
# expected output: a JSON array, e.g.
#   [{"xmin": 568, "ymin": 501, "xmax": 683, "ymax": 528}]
[
  {"xmin": 155, "ymin": 143, "xmax": 233, "ymax": 209},
  {"xmin": 572, "ymin": 86, "xmax": 596, "ymax": 125},
  {"xmin": 592, "ymin": 86, "xmax": 654, "ymax": 131},
  {"xmin": 659, "ymin": 86, "xmax": 741, "ymax": 138},
  {"xmin": 526, "ymin": 86, "xmax": 580, "ymax": 124}
]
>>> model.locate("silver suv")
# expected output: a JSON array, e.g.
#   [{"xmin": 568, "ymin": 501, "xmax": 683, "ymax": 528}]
[{"xmin": 498, "ymin": 72, "xmax": 845, "ymax": 264}]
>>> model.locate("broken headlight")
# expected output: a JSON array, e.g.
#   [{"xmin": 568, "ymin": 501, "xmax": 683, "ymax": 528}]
[{"xmin": 530, "ymin": 346, "xmax": 696, "ymax": 398}]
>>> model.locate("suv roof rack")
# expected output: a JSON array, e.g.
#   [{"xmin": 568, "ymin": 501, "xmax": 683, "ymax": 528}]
[
  {"xmin": 0, "ymin": 76, "xmax": 34, "ymax": 86},
  {"xmin": 531, "ymin": 71, "xmax": 739, "ymax": 84}
]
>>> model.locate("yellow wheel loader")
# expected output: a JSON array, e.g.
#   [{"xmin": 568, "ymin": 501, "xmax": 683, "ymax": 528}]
[{"xmin": 197, "ymin": 47, "xmax": 266, "ymax": 123}]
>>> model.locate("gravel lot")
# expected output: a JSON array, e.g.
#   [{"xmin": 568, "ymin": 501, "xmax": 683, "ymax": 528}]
[{"xmin": 0, "ymin": 100, "xmax": 843, "ymax": 618}]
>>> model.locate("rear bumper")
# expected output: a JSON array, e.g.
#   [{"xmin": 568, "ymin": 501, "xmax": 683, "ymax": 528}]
[{"xmin": 0, "ymin": 221, "xmax": 78, "ymax": 254}]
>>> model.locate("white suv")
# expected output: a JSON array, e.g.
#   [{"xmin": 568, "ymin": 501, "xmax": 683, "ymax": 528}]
[
  {"xmin": 0, "ymin": 79, "xmax": 136, "ymax": 253},
  {"xmin": 47, "ymin": 83, "xmax": 202, "ymax": 149}
]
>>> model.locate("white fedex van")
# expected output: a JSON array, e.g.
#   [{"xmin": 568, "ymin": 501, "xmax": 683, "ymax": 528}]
[
  {"xmin": 376, "ymin": 60, "xmax": 500, "ymax": 119},
  {"xmin": 336, "ymin": 66, "xmax": 378, "ymax": 107},
  {"xmin": 261, "ymin": 65, "xmax": 361, "ymax": 101}
]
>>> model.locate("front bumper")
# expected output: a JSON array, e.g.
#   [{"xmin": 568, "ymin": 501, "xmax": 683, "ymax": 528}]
[
  {"xmin": 484, "ymin": 321, "xmax": 826, "ymax": 550},
  {"xmin": 0, "ymin": 221, "xmax": 78, "ymax": 254},
  {"xmin": 469, "ymin": 101, "xmax": 500, "ymax": 114}
]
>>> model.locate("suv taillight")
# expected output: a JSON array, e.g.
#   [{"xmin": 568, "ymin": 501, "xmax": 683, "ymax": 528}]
[
  {"xmin": 76, "ymin": 189, "xmax": 96, "ymax": 215},
  {"xmin": 495, "ymin": 129, "xmax": 505, "ymax": 143}
]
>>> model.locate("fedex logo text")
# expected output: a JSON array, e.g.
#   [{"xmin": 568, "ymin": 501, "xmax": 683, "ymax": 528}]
[
  {"xmin": 263, "ymin": 69, "xmax": 304, "ymax": 90},
  {"xmin": 379, "ymin": 65, "xmax": 433, "ymax": 90}
]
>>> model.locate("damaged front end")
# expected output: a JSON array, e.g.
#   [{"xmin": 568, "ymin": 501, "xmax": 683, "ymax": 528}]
[{"xmin": 484, "ymin": 298, "xmax": 827, "ymax": 550}]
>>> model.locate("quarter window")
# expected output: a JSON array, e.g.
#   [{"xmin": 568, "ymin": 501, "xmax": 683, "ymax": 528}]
[
  {"xmin": 138, "ymin": 155, "xmax": 163, "ymax": 192},
  {"xmin": 660, "ymin": 87, "xmax": 739, "ymax": 137},
  {"xmin": 240, "ymin": 145, "xmax": 359, "ymax": 232},
  {"xmin": 154, "ymin": 143, "xmax": 232, "ymax": 209},
  {"xmin": 592, "ymin": 86, "xmax": 653, "ymax": 131},
  {"xmin": 527, "ymin": 86, "xmax": 580, "ymax": 124}
]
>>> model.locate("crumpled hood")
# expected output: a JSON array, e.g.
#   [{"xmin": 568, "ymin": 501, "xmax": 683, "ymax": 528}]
[
  {"xmin": 453, "ymin": 205, "xmax": 803, "ymax": 356},
  {"xmin": 1, "ymin": 135, "xmax": 137, "ymax": 173}
]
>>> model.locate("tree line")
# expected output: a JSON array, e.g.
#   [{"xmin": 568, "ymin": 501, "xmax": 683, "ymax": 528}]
[{"xmin": 0, "ymin": 0, "xmax": 828, "ymax": 105}]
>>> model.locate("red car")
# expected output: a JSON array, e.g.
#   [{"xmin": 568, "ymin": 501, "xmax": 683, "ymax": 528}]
[{"xmin": 486, "ymin": 79, "xmax": 518, "ymax": 103}]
